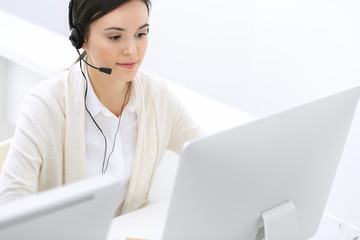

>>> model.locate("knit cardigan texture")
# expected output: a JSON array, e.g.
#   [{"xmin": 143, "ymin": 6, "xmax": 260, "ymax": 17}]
[{"xmin": 0, "ymin": 64, "xmax": 203, "ymax": 215}]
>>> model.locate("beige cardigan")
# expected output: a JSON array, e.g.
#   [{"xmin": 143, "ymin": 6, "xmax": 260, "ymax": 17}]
[{"xmin": 0, "ymin": 64, "xmax": 203, "ymax": 215}]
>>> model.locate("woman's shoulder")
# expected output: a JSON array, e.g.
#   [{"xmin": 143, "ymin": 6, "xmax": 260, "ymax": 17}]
[
  {"xmin": 135, "ymin": 69, "xmax": 171, "ymax": 96},
  {"xmin": 25, "ymin": 74, "xmax": 62, "ymax": 104},
  {"xmin": 23, "ymin": 64, "xmax": 82, "ymax": 116},
  {"xmin": 27, "ymin": 64, "xmax": 80, "ymax": 101}
]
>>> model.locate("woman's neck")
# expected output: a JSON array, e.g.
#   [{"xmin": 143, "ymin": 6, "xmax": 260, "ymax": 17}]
[{"xmin": 87, "ymin": 66, "xmax": 131, "ymax": 118}]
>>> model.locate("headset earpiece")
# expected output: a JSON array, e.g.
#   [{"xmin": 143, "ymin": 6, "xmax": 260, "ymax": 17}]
[
  {"xmin": 68, "ymin": 0, "xmax": 112, "ymax": 74},
  {"xmin": 69, "ymin": 27, "xmax": 84, "ymax": 49}
]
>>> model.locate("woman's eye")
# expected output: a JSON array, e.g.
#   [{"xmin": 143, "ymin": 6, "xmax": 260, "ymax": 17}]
[
  {"xmin": 136, "ymin": 32, "xmax": 148, "ymax": 38},
  {"xmin": 109, "ymin": 35, "xmax": 121, "ymax": 40}
]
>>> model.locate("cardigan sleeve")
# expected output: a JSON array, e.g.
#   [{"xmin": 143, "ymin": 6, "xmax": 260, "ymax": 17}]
[
  {"xmin": 166, "ymin": 84, "xmax": 206, "ymax": 154},
  {"xmin": 0, "ymin": 81, "xmax": 63, "ymax": 205}
]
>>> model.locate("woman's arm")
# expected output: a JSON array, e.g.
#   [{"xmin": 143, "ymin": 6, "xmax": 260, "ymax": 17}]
[
  {"xmin": 0, "ymin": 81, "xmax": 63, "ymax": 205},
  {"xmin": 166, "ymin": 84, "xmax": 206, "ymax": 154}
]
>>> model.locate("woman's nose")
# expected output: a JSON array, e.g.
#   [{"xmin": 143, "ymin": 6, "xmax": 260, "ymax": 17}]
[{"xmin": 122, "ymin": 39, "xmax": 137, "ymax": 56}]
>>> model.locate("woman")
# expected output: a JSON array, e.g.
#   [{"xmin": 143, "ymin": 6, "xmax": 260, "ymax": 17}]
[{"xmin": 0, "ymin": 0, "xmax": 203, "ymax": 216}]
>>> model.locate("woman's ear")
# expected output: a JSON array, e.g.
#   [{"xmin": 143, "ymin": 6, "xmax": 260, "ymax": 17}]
[{"xmin": 82, "ymin": 39, "xmax": 88, "ymax": 51}]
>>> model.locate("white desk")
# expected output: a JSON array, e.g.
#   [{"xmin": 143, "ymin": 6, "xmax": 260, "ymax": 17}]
[
  {"xmin": 310, "ymin": 213, "xmax": 342, "ymax": 240},
  {"xmin": 107, "ymin": 202, "xmax": 342, "ymax": 240},
  {"xmin": 107, "ymin": 202, "xmax": 168, "ymax": 240}
]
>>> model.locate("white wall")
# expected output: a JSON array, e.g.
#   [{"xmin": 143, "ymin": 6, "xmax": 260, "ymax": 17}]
[
  {"xmin": 148, "ymin": 0, "xmax": 360, "ymax": 117},
  {"xmin": 0, "ymin": 0, "xmax": 69, "ymax": 37},
  {"xmin": 143, "ymin": 0, "xmax": 256, "ymax": 112},
  {"xmin": 248, "ymin": 0, "xmax": 360, "ymax": 116},
  {"xmin": 1, "ymin": 0, "xmax": 360, "ymax": 224},
  {"xmin": 2, "ymin": 0, "xmax": 358, "ymax": 115}
]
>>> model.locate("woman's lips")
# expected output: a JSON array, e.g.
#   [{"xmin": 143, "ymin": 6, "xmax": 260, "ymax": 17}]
[{"xmin": 117, "ymin": 62, "xmax": 137, "ymax": 69}]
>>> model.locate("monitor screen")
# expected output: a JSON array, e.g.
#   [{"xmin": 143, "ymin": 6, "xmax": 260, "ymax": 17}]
[
  {"xmin": 0, "ymin": 175, "xmax": 124, "ymax": 240},
  {"xmin": 162, "ymin": 87, "xmax": 360, "ymax": 240}
]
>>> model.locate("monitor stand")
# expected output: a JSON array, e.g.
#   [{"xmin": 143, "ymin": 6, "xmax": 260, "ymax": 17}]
[{"xmin": 261, "ymin": 201, "xmax": 301, "ymax": 240}]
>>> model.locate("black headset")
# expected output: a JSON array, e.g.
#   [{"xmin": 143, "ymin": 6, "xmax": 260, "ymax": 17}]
[
  {"xmin": 67, "ymin": 0, "xmax": 126, "ymax": 174},
  {"xmin": 68, "ymin": 0, "xmax": 112, "ymax": 74},
  {"xmin": 68, "ymin": 0, "xmax": 84, "ymax": 49}
]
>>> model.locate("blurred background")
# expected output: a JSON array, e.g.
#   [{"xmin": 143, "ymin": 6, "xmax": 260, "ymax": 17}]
[{"xmin": 0, "ymin": 0, "xmax": 359, "ymax": 229}]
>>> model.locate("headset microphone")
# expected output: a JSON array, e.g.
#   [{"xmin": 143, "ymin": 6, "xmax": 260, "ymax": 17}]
[
  {"xmin": 68, "ymin": 0, "xmax": 112, "ymax": 75},
  {"xmin": 75, "ymin": 48, "xmax": 112, "ymax": 75}
]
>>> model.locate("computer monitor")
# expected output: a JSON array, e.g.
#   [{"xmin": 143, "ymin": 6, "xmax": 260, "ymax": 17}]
[
  {"xmin": 162, "ymin": 87, "xmax": 360, "ymax": 240},
  {"xmin": 0, "ymin": 175, "xmax": 125, "ymax": 240}
]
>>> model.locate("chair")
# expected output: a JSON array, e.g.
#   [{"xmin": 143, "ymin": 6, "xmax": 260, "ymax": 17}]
[{"xmin": 0, "ymin": 138, "xmax": 11, "ymax": 173}]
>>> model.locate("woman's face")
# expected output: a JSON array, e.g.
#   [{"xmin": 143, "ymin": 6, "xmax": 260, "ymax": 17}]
[{"xmin": 83, "ymin": 0, "xmax": 149, "ymax": 82}]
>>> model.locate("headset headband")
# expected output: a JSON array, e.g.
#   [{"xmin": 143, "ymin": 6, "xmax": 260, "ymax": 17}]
[
  {"xmin": 68, "ymin": 0, "xmax": 84, "ymax": 49},
  {"xmin": 68, "ymin": 0, "xmax": 75, "ymax": 30}
]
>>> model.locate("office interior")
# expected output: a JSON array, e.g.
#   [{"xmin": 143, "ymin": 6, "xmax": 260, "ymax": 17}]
[{"xmin": 0, "ymin": 0, "xmax": 360, "ymax": 238}]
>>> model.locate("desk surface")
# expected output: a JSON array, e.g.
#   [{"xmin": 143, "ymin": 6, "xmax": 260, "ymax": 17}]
[
  {"xmin": 107, "ymin": 202, "xmax": 168, "ymax": 240},
  {"xmin": 107, "ymin": 202, "xmax": 341, "ymax": 240}
]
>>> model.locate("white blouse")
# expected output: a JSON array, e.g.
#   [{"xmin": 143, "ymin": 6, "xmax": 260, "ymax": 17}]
[{"xmin": 84, "ymin": 68, "xmax": 138, "ymax": 191}]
